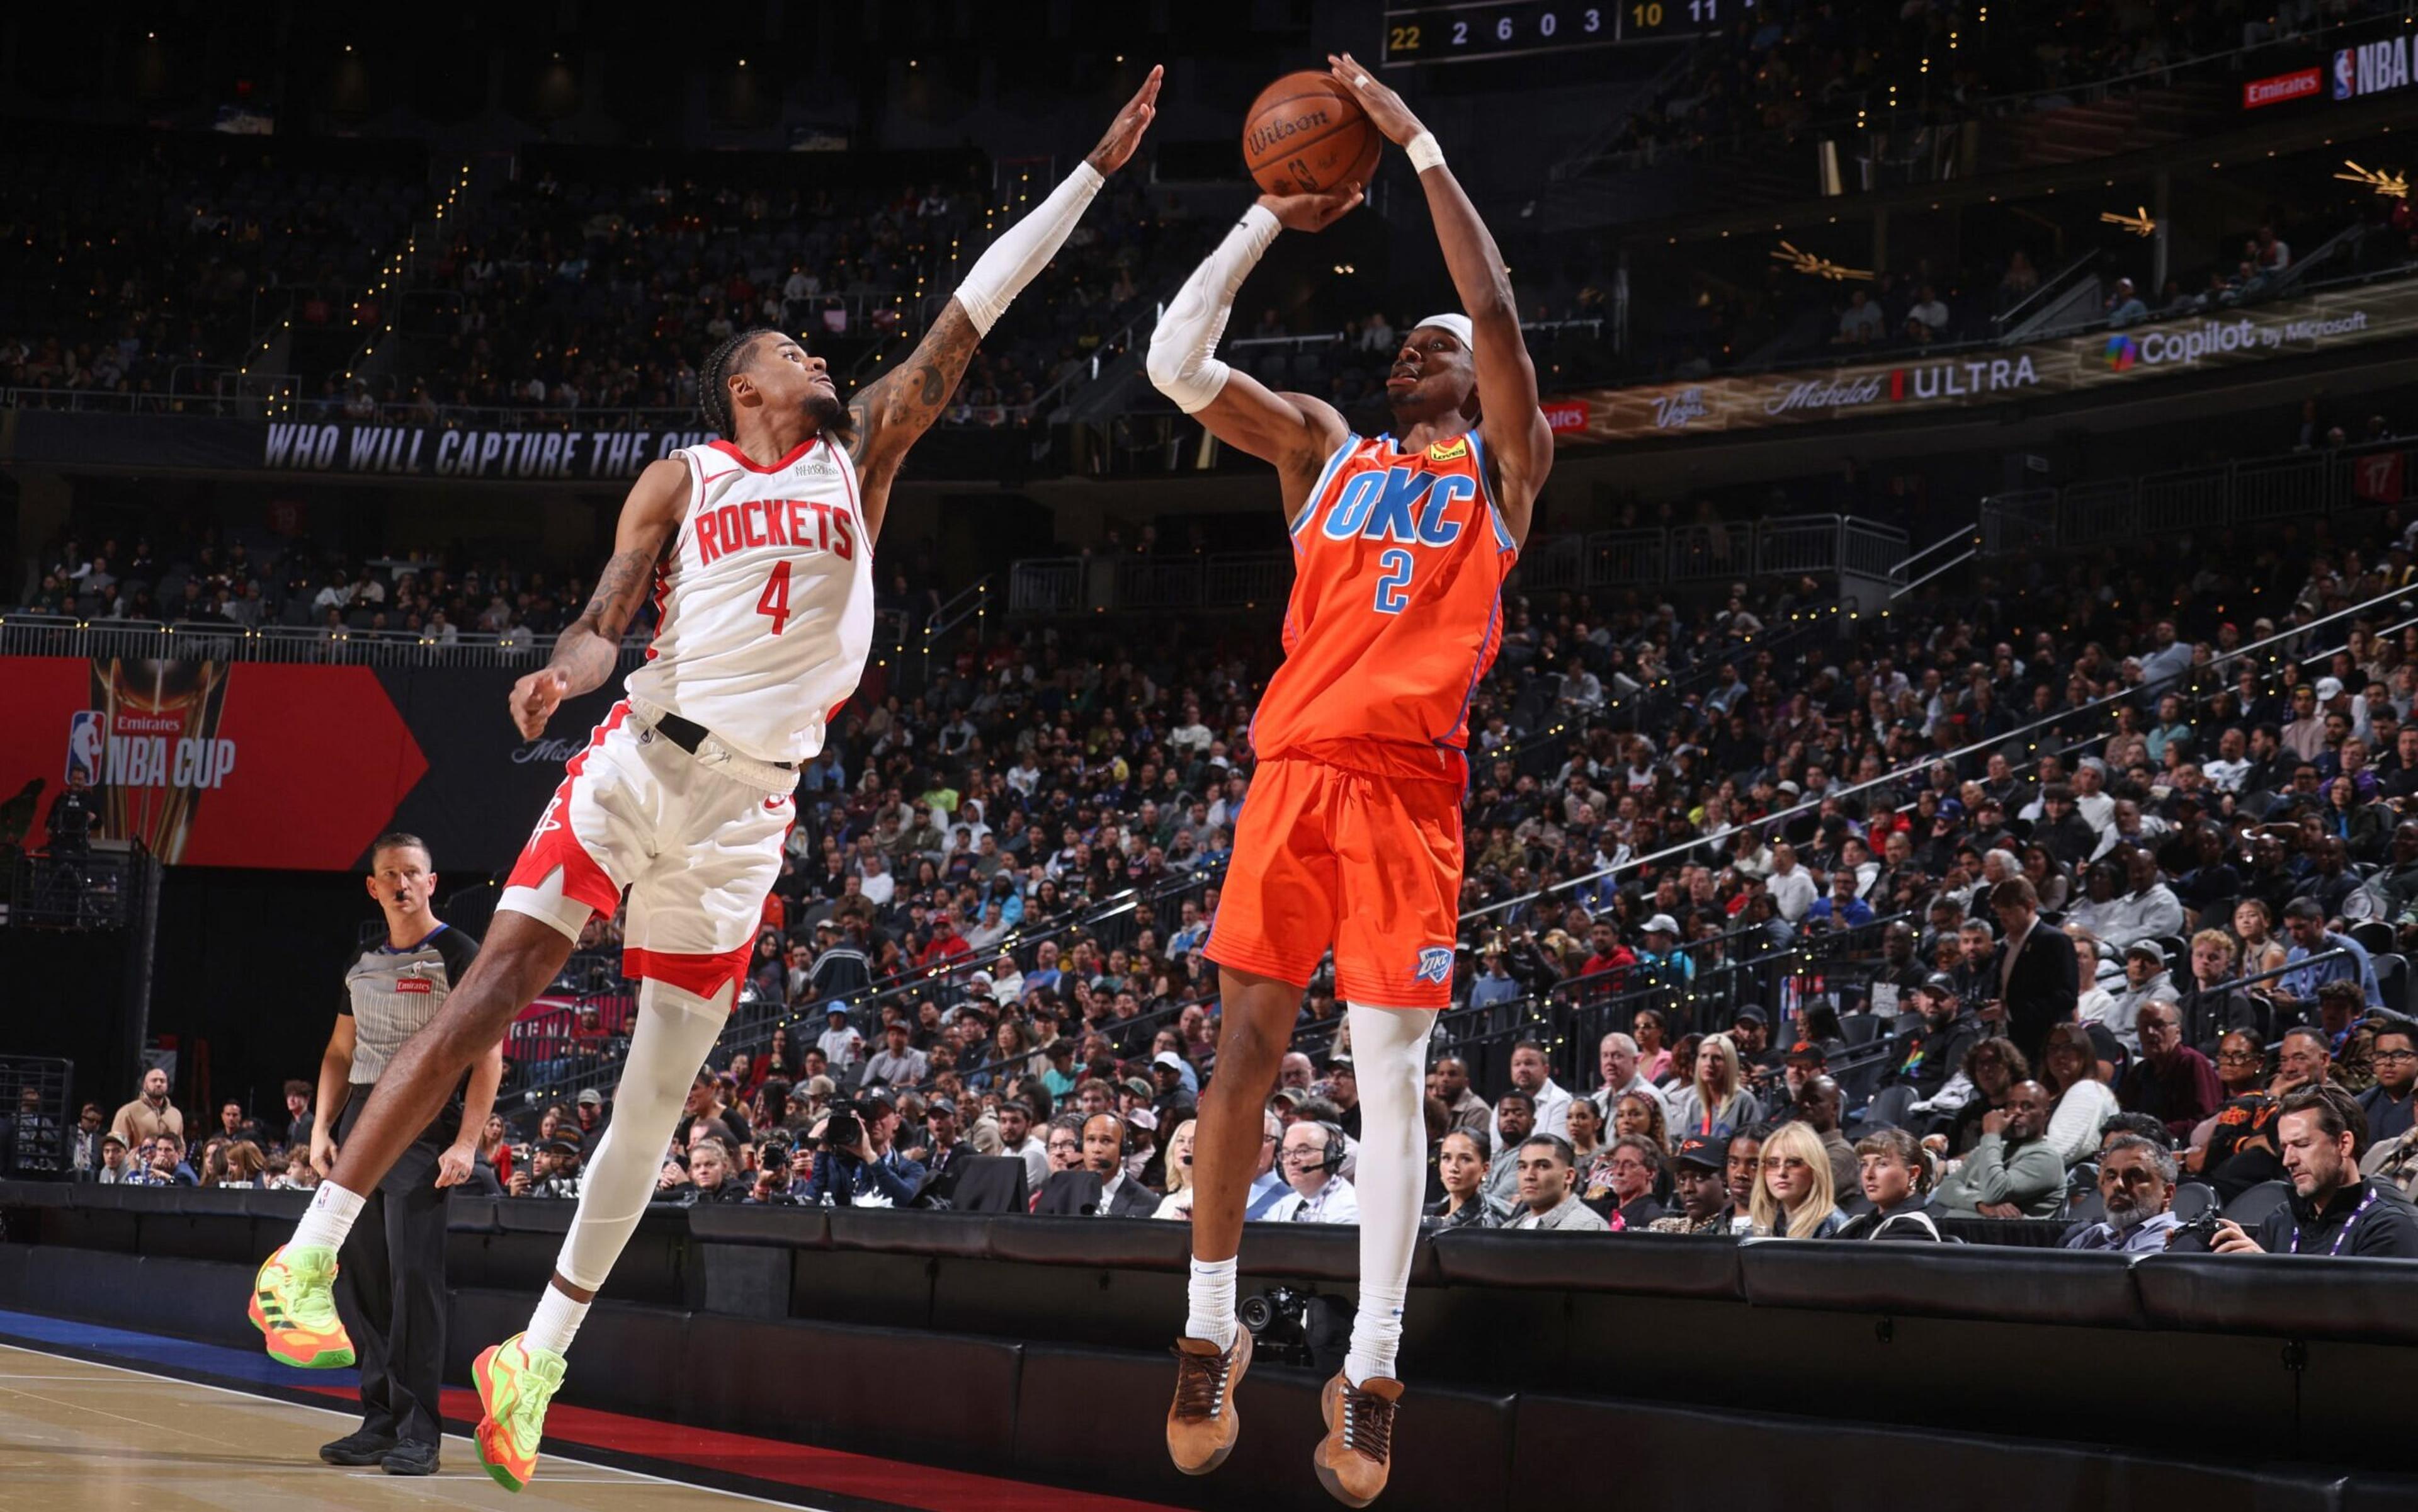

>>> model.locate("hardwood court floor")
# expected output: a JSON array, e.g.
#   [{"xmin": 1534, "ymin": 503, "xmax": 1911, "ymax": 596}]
[
  {"xmin": 0, "ymin": 1341, "xmax": 796, "ymax": 1511},
  {"xmin": 0, "ymin": 1316, "xmax": 1184, "ymax": 1512}
]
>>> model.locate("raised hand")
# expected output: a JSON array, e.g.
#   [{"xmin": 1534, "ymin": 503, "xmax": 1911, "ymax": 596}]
[
  {"xmin": 1086, "ymin": 64, "xmax": 1164, "ymax": 176},
  {"xmin": 1327, "ymin": 52, "xmax": 1426, "ymax": 145},
  {"xmin": 1256, "ymin": 185, "xmax": 1364, "ymax": 234}
]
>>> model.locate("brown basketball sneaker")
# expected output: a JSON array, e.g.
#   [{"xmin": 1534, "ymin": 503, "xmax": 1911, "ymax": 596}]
[
  {"xmin": 1166, "ymin": 1322, "xmax": 1253, "ymax": 1475},
  {"xmin": 1313, "ymin": 1370, "xmax": 1402, "ymax": 1507}
]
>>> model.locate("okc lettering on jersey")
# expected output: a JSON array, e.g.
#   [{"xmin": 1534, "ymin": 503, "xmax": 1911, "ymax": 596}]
[
  {"xmin": 693, "ymin": 496, "xmax": 856, "ymax": 567},
  {"xmin": 1317, "ymin": 465, "xmax": 1477, "ymax": 547}
]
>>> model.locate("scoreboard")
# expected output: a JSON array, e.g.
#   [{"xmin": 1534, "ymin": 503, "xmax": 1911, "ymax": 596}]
[{"xmin": 1381, "ymin": 0, "xmax": 1740, "ymax": 65}]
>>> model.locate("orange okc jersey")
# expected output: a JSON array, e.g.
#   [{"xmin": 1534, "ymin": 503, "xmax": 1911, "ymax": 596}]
[{"xmin": 1249, "ymin": 429, "xmax": 1518, "ymax": 773}]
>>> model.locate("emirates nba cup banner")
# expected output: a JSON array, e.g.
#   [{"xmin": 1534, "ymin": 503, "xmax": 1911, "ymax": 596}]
[
  {"xmin": 0, "ymin": 656, "xmax": 622, "ymax": 871},
  {"xmin": 1548, "ymin": 277, "xmax": 2418, "ymax": 443}
]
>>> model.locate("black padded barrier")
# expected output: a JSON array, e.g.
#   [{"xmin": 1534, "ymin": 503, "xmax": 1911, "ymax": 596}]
[{"xmin": 17, "ymin": 1183, "xmax": 2418, "ymax": 1509}]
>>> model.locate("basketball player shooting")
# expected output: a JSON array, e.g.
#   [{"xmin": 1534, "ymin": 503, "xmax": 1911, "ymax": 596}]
[
  {"xmin": 247, "ymin": 70, "xmax": 1162, "ymax": 1493},
  {"xmin": 1147, "ymin": 56, "xmax": 1550, "ymax": 1508}
]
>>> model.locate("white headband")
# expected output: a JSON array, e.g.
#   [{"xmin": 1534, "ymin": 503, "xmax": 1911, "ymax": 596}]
[{"xmin": 1414, "ymin": 312, "xmax": 1474, "ymax": 351}]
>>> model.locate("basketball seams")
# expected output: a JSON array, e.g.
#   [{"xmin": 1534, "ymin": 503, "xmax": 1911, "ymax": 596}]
[{"xmin": 1241, "ymin": 78, "xmax": 1378, "ymax": 190}]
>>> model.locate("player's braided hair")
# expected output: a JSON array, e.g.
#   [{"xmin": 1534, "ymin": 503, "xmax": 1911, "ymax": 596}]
[{"xmin": 698, "ymin": 327, "xmax": 785, "ymax": 438}]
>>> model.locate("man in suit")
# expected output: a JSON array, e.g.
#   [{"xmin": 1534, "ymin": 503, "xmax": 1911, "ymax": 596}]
[
  {"xmin": 1990, "ymin": 876, "xmax": 2078, "ymax": 1065},
  {"xmin": 1077, "ymin": 1111, "xmax": 1161, "ymax": 1217}
]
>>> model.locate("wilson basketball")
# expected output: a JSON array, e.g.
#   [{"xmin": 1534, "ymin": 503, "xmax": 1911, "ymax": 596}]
[{"xmin": 1241, "ymin": 71, "xmax": 1382, "ymax": 196}]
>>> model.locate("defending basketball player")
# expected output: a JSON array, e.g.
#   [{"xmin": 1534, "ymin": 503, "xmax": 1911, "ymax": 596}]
[
  {"xmin": 246, "ymin": 70, "xmax": 1162, "ymax": 1492},
  {"xmin": 1146, "ymin": 57, "xmax": 1551, "ymax": 1507}
]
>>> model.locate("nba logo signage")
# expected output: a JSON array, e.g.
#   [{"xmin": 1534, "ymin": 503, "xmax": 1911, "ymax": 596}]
[
  {"xmin": 2336, "ymin": 38, "xmax": 2414, "ymax": 100},
  {"xmin": 64, "ymin": 710, "xmax": 106, "ymax": 789}
]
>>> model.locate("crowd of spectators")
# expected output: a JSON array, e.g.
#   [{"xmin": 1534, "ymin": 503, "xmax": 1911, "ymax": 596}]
[
  {"xmin": 0, "ymin": 127, "xmax": 421, "ymax": 407},
  {"xmin": 321, "ymin": 152, "xmax": 1203, "ymax": 433},
  {"xmin": 1601, "ymin": 0, "xmax": 2409, "ymax": 164},
  {"xmin": 259, "ymin": 486, "xmax": 2412, "ymax": 1258}
]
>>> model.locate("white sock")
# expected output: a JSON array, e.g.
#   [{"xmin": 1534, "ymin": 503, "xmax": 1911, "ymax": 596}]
[
  {"xmin": 1342, "ymin": 1003, "xmax": 1437, "ymax": 1388},
  {"xmin": 554, "ymin": 975, "xmax": 732, "ymax": 1290},
  {"xmin": 525, "ymin": 1283, "xmax": 589, "ymax": 1357},
  {"xmin": 291, "ymin": 1182, "xmax": 365, "ymax": 1253},
  {"xmin": 1186, "ymin": 1256, "xmax": 1238, "ymax": 1350}
]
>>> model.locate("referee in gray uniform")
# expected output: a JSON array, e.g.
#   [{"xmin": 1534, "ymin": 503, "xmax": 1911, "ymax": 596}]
[{"xmin": 312, "ymin": 832, "xmax": 503, "ymax": 1475}]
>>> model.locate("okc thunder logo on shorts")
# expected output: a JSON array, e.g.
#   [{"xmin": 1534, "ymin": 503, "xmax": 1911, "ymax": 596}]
[
  {"xmin": 1412, "ymin": 946, "xmax": 1453, "ymax": 984},
  {"xmin": 64, "ymin": 710, "xmax": 105, "ymax": 788},
  {"xmin": 2334, "ymin": 49, "xmax": 2357, "ymax": 99},
  {"xmin": 2101, "ymin": 334, "xmax": 2138, "ymax": 372}
]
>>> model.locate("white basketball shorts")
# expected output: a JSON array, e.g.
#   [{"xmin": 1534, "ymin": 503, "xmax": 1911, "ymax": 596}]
[{"xmin": 499, "ymin": 697, "xmax": 795, "ymax": 996}]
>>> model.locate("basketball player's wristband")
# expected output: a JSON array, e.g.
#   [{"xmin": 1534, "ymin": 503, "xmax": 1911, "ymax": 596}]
[
  {"xmin": 1145, "ymin": 204, "xmax": 1282, "ymax": 414},
  {"xmin": 1405, "ymin": 132, "xmax": 1446, "ymax": 174},
  {"xmin": 953, "ymin": 161, "xmax": 1106, "ymax": 337}
]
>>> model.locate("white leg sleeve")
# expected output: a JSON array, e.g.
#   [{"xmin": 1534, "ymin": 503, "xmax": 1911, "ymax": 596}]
[
  {"xmin": 1145, "ymin": 205, "xmax": 1281, "ymax": 413},
  {"xmin": 1342, "ymin": 1002, "xmax": 1438, "ymax": 1388},
  {"xmin": 953, "ymin": 162, "xmax": 1104, "ymax": 336},
  {"xmin": 554, "ymin": 977, "xmax": 731, "ymax": 1292}
]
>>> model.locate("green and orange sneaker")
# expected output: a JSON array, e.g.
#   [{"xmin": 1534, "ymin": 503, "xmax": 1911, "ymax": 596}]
[
  {"xmin": 474, "ymin": 1333, "xmax": 568, "ymax": 1493},
  {"xmin": 248, "ymin": 1244, "xmax": 353, "ymax": 1369}
]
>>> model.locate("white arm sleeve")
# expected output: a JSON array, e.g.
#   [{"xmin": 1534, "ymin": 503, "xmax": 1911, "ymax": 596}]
[
  {"xmin": 952, "ymin": 162, "xmax": 1106, "ymax": 337},
  {"xmin": 1145, "ymin": 204, "xmax": 1281, "ymax": 414}
]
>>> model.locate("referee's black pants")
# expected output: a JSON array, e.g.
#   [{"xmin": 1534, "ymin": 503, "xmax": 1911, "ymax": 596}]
[{"xmin": 332, "ymin": 1095, "xmax": 450, "ymax": 1448}]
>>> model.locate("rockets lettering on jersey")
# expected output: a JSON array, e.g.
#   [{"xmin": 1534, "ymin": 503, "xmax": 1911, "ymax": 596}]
[
  {"xmin": 622, "ymin": 436, "xmax": 875, "ymax": 765},
  {"xmin": 1248, "ymin": 431, "xmax": 1515, "ymax": 773},
  {"xmin": 692, "ymin": 494, "xmax": 856, "ymax": 567}
]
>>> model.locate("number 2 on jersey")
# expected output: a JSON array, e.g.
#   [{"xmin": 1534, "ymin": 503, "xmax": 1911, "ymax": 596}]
[
  {"xmin": 1373, "ymin": 548, "xmax": 1415, "ymax": 615},
  {"xmin": 756, "ymin": 560, "xmax": 793, "ymax": 635}
]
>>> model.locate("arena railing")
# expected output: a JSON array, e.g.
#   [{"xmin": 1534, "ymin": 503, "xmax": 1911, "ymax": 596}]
[
  {"xmin": 1004, "ymin": 513, "xmax": 1909, "ymax": 615},
  {"xmin": 1436, "ymin": 912, "xmax": 1913, "ymax": 1099},
  {"xmin": 511, "ymin": 861, "xmax": 1230, "ymax": 1111},
  {"xmin": 1980, "ymin": 436, "xmax": 2418, "ymax": 557},
  {"xmin": 1460, "ymin": 577, "xmax": 2418, "ymax": 931},
  {"xmin": 0, "ymin": 615, "xmax": 654, "ymax": 673}
]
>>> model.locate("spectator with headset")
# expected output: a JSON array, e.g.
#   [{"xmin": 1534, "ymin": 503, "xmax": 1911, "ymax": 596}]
[{"xmin": 1263, "ymin": 1120, "xmax": 1357, "ymax": 1224}]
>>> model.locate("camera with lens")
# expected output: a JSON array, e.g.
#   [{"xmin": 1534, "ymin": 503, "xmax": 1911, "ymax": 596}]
[
  {"xmin": 822, "ymin": 1099, "xmax": 867, "ymax": 1154},
  {"xmin": 1238, "ymin": 1285, "xmax": 1347, "ymax": 1373},
  {"xmin": 2165, "ymin": 1209, "xmax": 2223, "ymax": 1252}
]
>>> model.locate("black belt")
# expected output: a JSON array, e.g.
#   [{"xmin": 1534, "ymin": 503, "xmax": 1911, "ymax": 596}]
[{"xmin": 652, "ymin": 710, "xmax": 796, "ymax": 770}]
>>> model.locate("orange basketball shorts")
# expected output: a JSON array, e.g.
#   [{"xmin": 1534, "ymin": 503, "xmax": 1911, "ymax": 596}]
[{"xmin": 1205, "ymin": 756, "xmax": 1463, "ymax": 1009}]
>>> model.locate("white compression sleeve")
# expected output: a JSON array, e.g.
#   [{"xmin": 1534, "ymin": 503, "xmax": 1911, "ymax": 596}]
[
  {"xmin": 952, "ymin": 162, "xmax": 1105, "ymax": 337},
  {"xmin": 1342, "ymin": 1003, "xmax": 1438, "ymax": 1388},
  {"xmin": 1145, "ymin": 204, "xmax": 1281, "ymax": 414},
  {"xmin": 554, "ymin": 976, "xmax": 732, "ymax": 1292}
]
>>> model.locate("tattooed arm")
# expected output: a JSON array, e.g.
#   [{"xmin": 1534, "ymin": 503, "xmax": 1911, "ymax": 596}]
[
  {"xmin": 843, "ymin": 304, "xmax": 980, "ymax": 545},
  {"xmin": 844, "ymin": 67, "xmax": 1161, "ymax": 544},
  {"xmin": 507, "ymin": 457, "xmax": 686, "ymax": 739}
]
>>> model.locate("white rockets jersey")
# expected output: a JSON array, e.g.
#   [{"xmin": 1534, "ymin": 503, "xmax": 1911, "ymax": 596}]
[{"xmin": 622, "ymin": 436, "xmax": 874, "ymax": 765}]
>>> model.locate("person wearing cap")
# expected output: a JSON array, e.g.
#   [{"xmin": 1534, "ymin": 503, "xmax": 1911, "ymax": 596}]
[
  {"xmin": 2095, "ymin": 941, "xmax": 2174, "ymax": 1052},
  {"xmin": 93, "ymin": 1130, "xmax": 133, "ymax": 1185},
  {"xmin": 513, "ymin": 1135, "xmax": 586, "ymax": 1201},
  {"xmin": 1640, "ymin": 1134, "xmax": 1729, "ymax": 1236},
  {"xmin": 817, "ymin": 1004, "xmax": 866, "ymax": 1077},
  {"xmin": 1728, "ymin": 1007, "xmax": 1783, "ymax": 1076},
  {"xmin": 1867, "ymin": 974, "xmax": 1983, "ymax": 1130},
  {"xmin": 1321, "ymin": 1053, "xmax": 1363, "ymax": 1140},
  {"xmin": 1633, "ymin": 914, "xmax": 1694, "ymax": 997},
  {"xmin": 1152, "ymin": 1047, "xmax": 1202, "ymax": 1098}
]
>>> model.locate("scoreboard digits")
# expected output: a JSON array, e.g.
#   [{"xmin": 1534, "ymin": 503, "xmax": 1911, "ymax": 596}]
[{"xmin": 1382, "ymin": 0, "xmax": 1738, "ymax": 66}]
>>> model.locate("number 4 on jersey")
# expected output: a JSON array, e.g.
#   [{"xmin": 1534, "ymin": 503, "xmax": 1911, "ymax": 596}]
[{"xmin": 756, "ymin": 560, "xmax": 793, "ymax": 635}]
